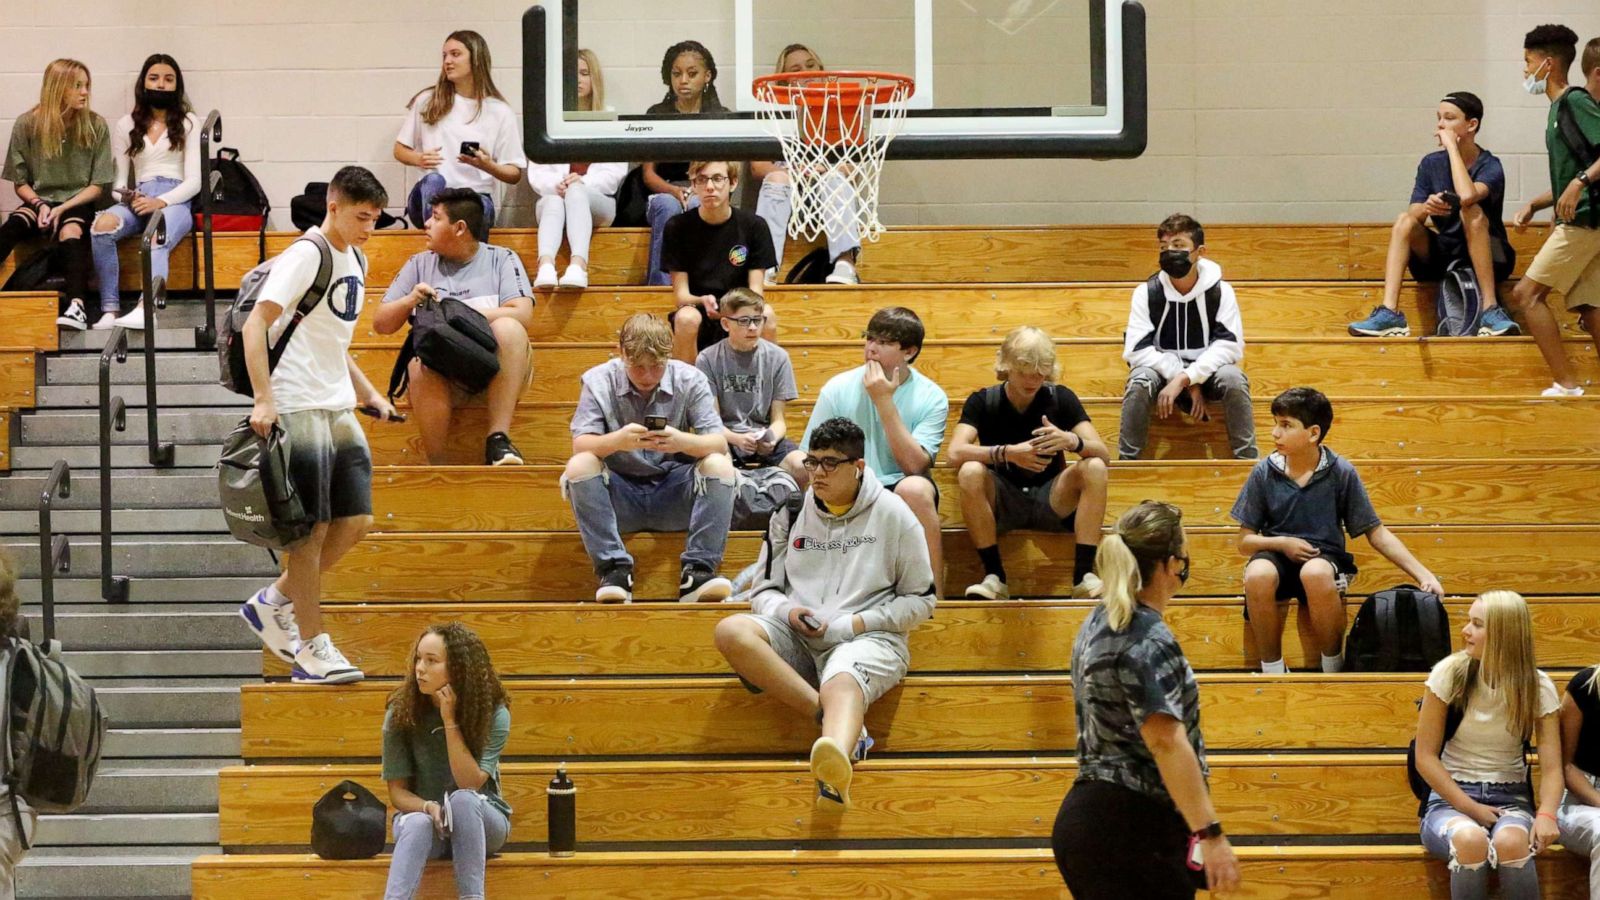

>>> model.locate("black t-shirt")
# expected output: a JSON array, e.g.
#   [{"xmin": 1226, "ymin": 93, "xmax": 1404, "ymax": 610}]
[
  {"xmin": 958, "ymin": 383, "xmax": 1091, "ymax": 488},
  {"xmin": 652, "ymin": 162, "xmax": 690, "ymax": 183},
  {"xmin": 1568, "ymin": 667, "xmax": 1600, "ymax": 777},
  {"xmin": 661, "ymin": 208, "xmax": 777, "ymax": 299}
]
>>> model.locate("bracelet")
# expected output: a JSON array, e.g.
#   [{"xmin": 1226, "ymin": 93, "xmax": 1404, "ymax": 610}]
[
  {"xmin": 1580, "ymin": 171, "xmax": 1593, "ymax": 187},
  {"xmin": 443, "ymin": 723, "xmax": 459, "ymax": 730},
  {"xmin": 1537, "ymin": 811, "xmax": 1558, "ymax": 822}
]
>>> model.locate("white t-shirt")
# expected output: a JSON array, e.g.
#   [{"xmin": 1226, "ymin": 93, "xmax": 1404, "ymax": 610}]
[
  {"xmin": 258, "ymin": 227, "xmax": 366, "ymax": 414},
  {"xmin": 1426, "ymin": 657, "xmax": 1560, "ymax": 784},
  {"xmin": 396, "ymin": 92, "xmax": 527, "ymax": 194}
]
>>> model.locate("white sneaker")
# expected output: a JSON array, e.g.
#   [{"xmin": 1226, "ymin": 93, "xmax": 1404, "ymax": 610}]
[
  {"xmin": 1541, "ymin": 382, "xmax": 1586, "ymax": 398},
  {"xmin": 113, "ymin": 305, "xmax": 146, "ymax": 330},
  {"xmin": 964, "ymin": 573, "xmax": 1009, "ymax": 601},
  {"xmin": 824, "ymin": 259, "xmax": 860, "ymax": 285},
  {"xmin": 1072, "ymin": 571, "xmax": 1104, "ymax": 600},
  {"xmin": 810, "ymin": 735, "xmax": 854, "ymax": 811},
  {"xmin": 557, "ymin": 264, "xmax": 588, "ymax": 290},
  {"xmin": 91, "ymin": 312, "xmax": 118, "ymax": 331},
  {"xmin": 55, "ymin": 300, "xmax": 88, "ymax": 331},
  {"xmin": 239, "ymin": 588, "xmax": 300, "ymax": 663},
  {"xmin": 291, "ymin": 633, "xmax": 365, "ymax": 685},
  {"xmin": 533, "ymin": 262, "xmax": 559, "ymax": 290}
]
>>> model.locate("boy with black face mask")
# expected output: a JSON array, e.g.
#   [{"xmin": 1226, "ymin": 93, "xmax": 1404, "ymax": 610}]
[{"xmin": 1118, "ymin": 214, "xmax": 1258, "ymax": 461}]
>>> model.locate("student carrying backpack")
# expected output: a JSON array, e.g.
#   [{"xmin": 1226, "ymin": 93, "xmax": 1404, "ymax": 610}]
[{"xmin": 217, "ymin": 230, "xmax": 352, "ymax": 397}]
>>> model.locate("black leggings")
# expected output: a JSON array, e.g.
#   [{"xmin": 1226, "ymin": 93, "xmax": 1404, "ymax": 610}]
[
  {"xmin": 0, "ymin": 206, "xmax": 94, "ymax": 306},
  {"xmin": 1052, "ymin": 779, "xmax": 1198, "ymax": 900}
]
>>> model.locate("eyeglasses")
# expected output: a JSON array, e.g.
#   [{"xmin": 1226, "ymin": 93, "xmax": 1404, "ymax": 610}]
[
  {"xmin": 800, "ymin": 455, "xmax": 857, "ymax": 474},
  {"xmin": 691, "ymin": 174, "xmax": 730, "ymax": 187},
  {"xmin": 728, "ymin": 315, "xmax": 763, "ymax": 328}
]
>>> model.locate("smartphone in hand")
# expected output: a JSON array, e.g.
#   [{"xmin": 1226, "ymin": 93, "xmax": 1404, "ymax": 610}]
[
  {"xmin": 644, "ymin": 415, "xmax": 668, "ymax": 431},
  {"xmin": 460, "ymin": 140, "xmax": 481, "ymax": 156}
]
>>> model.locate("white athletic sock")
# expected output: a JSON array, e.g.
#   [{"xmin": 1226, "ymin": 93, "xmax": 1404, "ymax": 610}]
[
  {"xmin": 1260, "ymin": 658, "xmax": 1287, "ymax": 674},
  {"xmin": 1320, "ymin": 652, "xmax": 1344, "ymax": 674},
  {"xmin": 264, "ymin": 584, "xmax": 290, "ymax": 607}
]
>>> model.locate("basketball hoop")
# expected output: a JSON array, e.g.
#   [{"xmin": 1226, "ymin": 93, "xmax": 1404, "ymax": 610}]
[{"xmin": 752, "ymin": 70, "xmax": 914, "ymax": 245}]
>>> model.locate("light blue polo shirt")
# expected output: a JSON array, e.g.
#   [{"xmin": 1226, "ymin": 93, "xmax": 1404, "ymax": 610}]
[{"xmin": 800, "ymin": 364, "xmax": 948, "ymax": 487}]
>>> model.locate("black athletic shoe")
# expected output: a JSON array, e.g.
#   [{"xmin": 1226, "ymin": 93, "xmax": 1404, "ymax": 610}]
[
  {"xmin": 485, "ymin": 432, "xmax": 524, "ymax": 466},
  {"xmin": 596, "ymin": 565, "xmax": 633, "ymax": 603},
  {"xmin": 678, "ymin": 566, "xmax": 732, "ymax": 603}
]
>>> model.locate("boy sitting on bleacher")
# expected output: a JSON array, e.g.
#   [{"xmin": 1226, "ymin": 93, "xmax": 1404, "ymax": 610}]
[
  {"xmin": 714, "ymin": 417, "xmax": 936, "ymax": 812},
  {"xmin": 695, "ymin": 288, "xmax": 806, "ymax": 483},
  {"xmin": 563, "ymin": 313, "xmax": 737, "ymax": 603},
  {"xmin": 1232, "ymin": 387, "xmax": 1442, "ymax": 674},
  {"xmin": 1119, "ymin": 214, "xmax": 1258, "ymax": 461},
  {"xmin": 373, "ymin": 187, "xmax": 534, "ymax": 466},
  {"xmin": 663, "ymin": 160, "xmax": 777, "ymax": 364},
  {"xmin": 1348, "ymin": 91, "xmax": 1519, "ymax": 338}
]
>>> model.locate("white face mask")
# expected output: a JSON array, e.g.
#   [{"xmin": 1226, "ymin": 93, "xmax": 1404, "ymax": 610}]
[{"xmin": 1524, "ymin": 59, "xmax": 1550, "ymax": 95}]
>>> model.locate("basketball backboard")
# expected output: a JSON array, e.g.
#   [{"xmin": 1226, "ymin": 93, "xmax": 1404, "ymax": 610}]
[{"xmin": 522, "ymin": 0, "xmax": 1147, "ymax": 161}]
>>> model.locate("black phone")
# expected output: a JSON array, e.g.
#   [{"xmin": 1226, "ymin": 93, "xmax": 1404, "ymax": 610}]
[
  {"xmin": 357, "ymin": 405, "xmax": 407, "ymax": 423},
  {"xmin": 798, "ymin": 613, "xmax": 821, "ymax": 631},
  {"xmin": 644, "ymin": 415, "xmax": 668, "ymax": 431},
  {"xmin": 1440, "ymin": 190, "xmax": 1461, "ymax": 213},
  {"xmin": 460, "ymin": 140, "xmax": 481, "ymax": 157}
]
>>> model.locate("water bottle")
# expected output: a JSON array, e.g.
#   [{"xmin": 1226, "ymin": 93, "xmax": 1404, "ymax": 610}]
[{"xmin": 547, "ymin": 765, "xmax": 576, "ymax": 857}]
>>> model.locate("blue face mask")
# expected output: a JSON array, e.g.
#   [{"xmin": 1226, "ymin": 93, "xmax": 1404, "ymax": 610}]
[{"xmin": 1524, "ymin": 59, "xmax": 1550, "ymax": 96}]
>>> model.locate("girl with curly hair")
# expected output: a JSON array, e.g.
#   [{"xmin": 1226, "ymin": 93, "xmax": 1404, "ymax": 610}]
[{"xmin": 381, "ymin": 623, "xmax": 512, "ymax": 900}]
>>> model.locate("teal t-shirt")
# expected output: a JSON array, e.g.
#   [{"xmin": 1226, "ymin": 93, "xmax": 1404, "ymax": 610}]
[
  {"xmin": 380, "ymin": 703, "xmax": 512, "ymax": 818},
  {"xmin": 800, "ymin": 364, "xmax": 949, "ymax": 486},
  {"xmin": 1545, "ymin": 87, "xmax": 1600, "ymax": 226}
]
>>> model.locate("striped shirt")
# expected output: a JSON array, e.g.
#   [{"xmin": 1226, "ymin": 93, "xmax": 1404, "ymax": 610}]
[{"xmin": 1071, "ymin": 603, "xmax": 1207, "ymax": 805}]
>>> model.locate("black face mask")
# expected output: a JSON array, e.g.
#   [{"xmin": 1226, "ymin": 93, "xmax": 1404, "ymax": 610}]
[
  {"xmin": 142, "ymin": 89, "xmax": 180, "ymax": 110},
  {"xmin": 1159, "ymin": 249, "xmax": 1194, "ymax": 279}
]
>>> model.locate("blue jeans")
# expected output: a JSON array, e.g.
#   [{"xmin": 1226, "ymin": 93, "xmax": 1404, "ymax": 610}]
[
  {"xmin": 645, "ymin": 187, "xmax": 699, "ymax": 286},
  {"xmin": 561, "ymin": 461, "xmax": 734, "ymax": 575},
  {"xmin": 90, "ymin": 176, "xmax": 192, "ymax": 311},
  {"xmin": 406, "ymin": 172, "xmax": 493, "ymax": 241},
  {"xmin": 383, "ymin": 790, "xmax": 509, "ymax": 900},
  {"xmin": 1420, "ymin": 781, "xmax": 1539, "ymax": 900}
]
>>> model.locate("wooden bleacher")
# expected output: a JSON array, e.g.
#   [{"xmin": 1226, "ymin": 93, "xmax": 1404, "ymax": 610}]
[{"xmin": 196, "ymin": 221, "xmax": 1600, "ymax": 896}]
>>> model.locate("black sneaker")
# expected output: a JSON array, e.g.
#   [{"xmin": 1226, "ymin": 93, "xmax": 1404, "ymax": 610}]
[
  {"xmin": 55, "ymin": 300, "xmax": 88, "ymax": 331},
  {"xmin": 596, "ymin": 565, "xmax": 633, "ymax": 603},
  {"xmin": 485, "ymin": 432, "xmax": 523, "ymax": 466},
  {"xmin": 679, "ymin": 566, "xmax": 732, "ymax": 603}
]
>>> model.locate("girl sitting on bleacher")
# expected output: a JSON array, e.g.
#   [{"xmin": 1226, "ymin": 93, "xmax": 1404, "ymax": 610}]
[
  {"xmin": 1557, "ymin": 656, "xmax": 1600, "ymax": 897},
  {"xmin": 381, "ymin": 623, "xmax": 512, "ymax": 900},
  {"xmin": 89, "ymin": 53, "xmax": 200, "ymax": 332},
  {"xmin": 527, "ymin": 48, "xmax": 626, "ymax": 291},
  {"xmin": 1414, "ymin": 590, "xmax": 1562, "ymax": 900},
  {"xmin": 642, "ymin": 40, "xmax": 727, "ymax": 286},
  {"xmin": 0, "ymin": 58, "xmax": 113, "ymax": 332}
]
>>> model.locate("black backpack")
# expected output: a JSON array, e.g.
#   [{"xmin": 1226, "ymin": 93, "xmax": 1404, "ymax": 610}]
[
  {"xmin": 200, "ymin": 147, "xmax": 271, "ymax": 262},
  {"xmin": 1555, "ymin": 88, "xmax": 1600, "ymax": 229},
  {"xmin": 1, "ymin": 637, "xmax": 108, "ymax": 850},
  {"xmin": 310, "ymin": 780, "xmax": 386, "ymax": 860},
  {"xmin": 783, "ymin": 246, "xmax": 833, "ymax": 284},
  {"xmin": 1434, "ymin": 259, "xmax": 1484, "ymax": 337},
  {"xmin": 0, "ymin": 246, "xmax": 59, "ymax": 293},
  {"xmin": 612, "ymin": 166, "xmax": 650, "ymax": 227},
  {"xmin": 1344, "ymin": 584, "xmax": 1451, "ymax": 672},
  {"xmin": 387, "ymin": 296, "xmax": 501, "ymax": 399},
  {"xmin": 290, "ymin": 182, "xmax": 403, "ymax": 233},
  {"xmin": 217, "ymin": 420, "xmax": 315, "ymax": 550}
]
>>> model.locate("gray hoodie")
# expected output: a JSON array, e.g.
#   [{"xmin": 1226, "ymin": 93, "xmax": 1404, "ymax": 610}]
[{"xmin": 749, "ymin": 467, "xmax": 937, "ymax": 649}]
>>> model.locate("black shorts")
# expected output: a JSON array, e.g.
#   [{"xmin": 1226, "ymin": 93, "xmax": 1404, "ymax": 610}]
[
  {"xmin": 890, "ymin": 473, "xmax": 941, "ymax": 510},
  {"xmin": 730, "ymin": 436, "xmax": 800, "ymax": 469},
  {"xmin": 667, "ymin": 306, "xmax": 727, "ymax": 353},
  {"xmin": 1053, "ymin": 779, "xmax": 1198, "ymax": 900},
  {"xmin": 1408, "ymin": 228, "xmax": 1515, "ymax": 285},
  {"xmin": 1248, "ymin": 549, "xmax": 1350, "ymax": 603}
]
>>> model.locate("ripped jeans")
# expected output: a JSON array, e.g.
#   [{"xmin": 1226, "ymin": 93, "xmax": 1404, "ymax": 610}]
[
  {"xmin": 561, "ymin": 460, "xmax": 735, "ymax": 575},
  {"xmin": 1420, "ymin": 781, "xmax": 1539, "ymax": 900}
]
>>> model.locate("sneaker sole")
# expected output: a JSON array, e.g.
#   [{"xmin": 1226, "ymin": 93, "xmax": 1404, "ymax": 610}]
[
  {"xmin": 1346, "ymin": 326, "xmax": 1410, "ymax": 337},
  {"xmin": 1479, "ymin": 325, "xmax": 1522, "ymax": 337},
  {"xmin": 557, "ymin": 281, "xmax": 589, "ymax": 290},
  {"xmin": 489, "ymin": 454, "xmax": 524, "ymax": 466},
  {"xmin": 239, "ymin": 597, "xmax": 297, "ymax": 663},
  {"xmin": 595, "ymin": 586, "xmax": 633, "ymax": 603},
  {"xmin": 963, "ymin": 584, "xmax": 1007, "ymax": 600},
  {"xmin": 810, "ymin": 737, "xmax": 853, "ymax": 810},
  {"xmin": 680, "ymin": 577, "xmax": 733, "ymax": 603},
  {"xmin": 56, "ymin": 319, "xmax": 88, "ymax": 331},
  {"xmin": 290, "ymin": 667, "xmax": 366, "ymax": 685}
]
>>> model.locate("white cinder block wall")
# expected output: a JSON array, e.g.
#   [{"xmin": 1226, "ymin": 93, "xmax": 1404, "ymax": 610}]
[{"xmin": 2, "ymin": 1, "xmax": 1598, "ymax": 230}]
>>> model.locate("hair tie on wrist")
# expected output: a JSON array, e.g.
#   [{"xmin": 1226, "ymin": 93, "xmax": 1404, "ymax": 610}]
[{"xmin": 1537, "ymin": 811, "xmax": 1558, "ymax": 822}]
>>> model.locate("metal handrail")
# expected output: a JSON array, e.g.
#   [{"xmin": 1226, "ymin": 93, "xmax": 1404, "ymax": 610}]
[
  {"xmin": 98, "ymin": 329, "xmax": 130, "ymax": 603},
  {"xmin": 38, "ymin": 460, "xmax": 71, "ymax": 647},
  {"xmin": 139, "ymin": 214, "xmax": 176, "ymax": 468},
  {"xmin": 196, "ymin": 110, "xmax": 222, "ymax": 350}
]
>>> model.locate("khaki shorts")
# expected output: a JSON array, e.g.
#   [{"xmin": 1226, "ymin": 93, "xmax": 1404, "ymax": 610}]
[{"xmin": 1523, "ymin": 223, "xmax": 1600, "ymax": 311}]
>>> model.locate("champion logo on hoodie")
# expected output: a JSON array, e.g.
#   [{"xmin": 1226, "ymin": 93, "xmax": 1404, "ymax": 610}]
[{"xmin": 792, "ymin": 535, "xmax": 878, "ymax": 554}]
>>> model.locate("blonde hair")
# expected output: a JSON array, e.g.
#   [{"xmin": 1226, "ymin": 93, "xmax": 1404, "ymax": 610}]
[
  {"xmin": 720, "ymin": 287, "xmax": 764, "ymax": 316},
  {"xmin": 410, "ymin": 31, "xmax": 506, "ymax": 127},
  {"xmin": 577, "ymin": 48, "xmax": 605, "ymax": 111},
  {"xmin": 32, "ymin": 59, "xmax": 103, "ymax": 159},
  {"xmin": 774, "ymin": 43, "xmax": 824, "ymax": 73},
  {"xmin": 1434, "ymin": 590, "xmax": 1541, "ymax": 741},
  {"xmin": 619, "ymin": 313, "xmax": 673, "ymax": 362},
  {"xmin": 688, "ymin": 160, "xmax": 740, "ymax": 183},
  {"xmin": 1095, "ymin": 502, "xmax": 1186, "ymax": 631},
  {"xmin": 994, "ymin": 326, "xmax": 1059, "ymax": 381}
]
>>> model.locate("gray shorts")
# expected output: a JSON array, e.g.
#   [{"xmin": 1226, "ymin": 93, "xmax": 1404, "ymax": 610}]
[
  {"xmin": 745, "ymin": 613, "xmax": 909, "ymax": 706},
  {"xmin": 995, "ymin": 472, "xmax": 1074, "ymax": 534},
  {"xmin": 280, "ymin": 408, "xmax": 372, "ymax": 522}
]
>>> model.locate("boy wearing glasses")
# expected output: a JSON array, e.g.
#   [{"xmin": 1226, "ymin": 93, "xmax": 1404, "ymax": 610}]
[
  {"xmin": 695, "ymin": 287, "xmax": 807, "ymax": 482},
  {"xmin": 662, "ymin": 161, "xmax": 778, "ymax": 363},
  {"xmin": 714, "ymin": 417, "xmax": 936, "ymax": 812}
]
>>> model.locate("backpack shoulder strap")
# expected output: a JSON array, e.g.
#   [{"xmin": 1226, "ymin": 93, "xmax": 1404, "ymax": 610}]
[
  {"xmin": 1374, "ymin": 591, "xmax": 1401, "ymax": 671},
  {"xmin": 1144, "ymin": 274, "xmax": 1164, "ymax": 327},
  {"xmin": 1204, "ymin": 283, "xmax": 1223, "ymax": 320},
  {"xmin": 1555, "ymin": 89, "xmax": 1600, "ymax": 227},
  {"xmin": 1413, "ymin": 588, "xmax": 1448, "ymax": 661}
]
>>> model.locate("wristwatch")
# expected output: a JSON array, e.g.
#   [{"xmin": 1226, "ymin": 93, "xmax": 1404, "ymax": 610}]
[
  {"xmin": 1580, "ymin": 171, "xmax": 1594, "ymax": 187},
  {"xmin": 1191, "ymin": 821, "xmax": 1224, "ymax": 840}
]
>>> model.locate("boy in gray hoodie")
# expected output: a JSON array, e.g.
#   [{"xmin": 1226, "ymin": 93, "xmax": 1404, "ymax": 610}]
[{"xmin": 714, "ymin": 417, "xmax": 936, "ymax": 812}]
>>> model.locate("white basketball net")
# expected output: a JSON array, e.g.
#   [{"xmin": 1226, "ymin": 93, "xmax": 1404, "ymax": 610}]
[{"xmin": 753, "ymin": 74, "xmax": 913, "ymax": 244}]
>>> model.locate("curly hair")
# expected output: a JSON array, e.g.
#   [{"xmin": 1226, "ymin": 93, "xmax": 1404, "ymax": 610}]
[{"xmin": 386, "ymin": 623, "xmax": 508, "ymax": 758}]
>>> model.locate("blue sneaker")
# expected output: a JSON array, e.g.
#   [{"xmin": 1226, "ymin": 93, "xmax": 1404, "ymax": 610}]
[
  {"xmin": 1348, "ymin": 306, "xmax": 1410, "ymax": 337},
  {"xmin": 853, "ymin": 726, "xmax": 875, "ymax": 762},
  {"xmin": 1478, "ymin": 306, "xmax": 1521, "ymax": 336}
]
